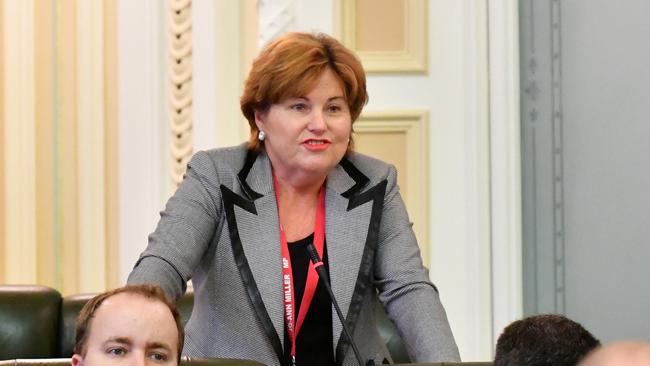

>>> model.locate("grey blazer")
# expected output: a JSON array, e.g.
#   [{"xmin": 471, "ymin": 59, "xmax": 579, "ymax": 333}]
[{"xmin": 128, "ymin": 143, "xmax": 460, "ymax": 365}]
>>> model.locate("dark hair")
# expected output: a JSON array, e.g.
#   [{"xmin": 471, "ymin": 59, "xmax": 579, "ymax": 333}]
[
  {"xmin": 73, "ymin": 284, "xmax": 185, "ymax": 364},
  {"xmin": 494, "ymin": 314, "xmax": 600, "ymax": 366},
  {"xmin": 240, "ymin": 31, "xmax": 368, "ymax": 151}
]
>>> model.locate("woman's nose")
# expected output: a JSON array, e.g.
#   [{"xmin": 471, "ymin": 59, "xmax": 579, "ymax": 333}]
[{"xmin": 307, "ymin": 110, "xmax": 326, "ymax": 133}]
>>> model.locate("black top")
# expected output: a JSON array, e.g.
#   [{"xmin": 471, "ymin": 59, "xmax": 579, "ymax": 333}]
[{"xmin": 282, "ymin": 233, "xmax": 335, "ymax": 366}]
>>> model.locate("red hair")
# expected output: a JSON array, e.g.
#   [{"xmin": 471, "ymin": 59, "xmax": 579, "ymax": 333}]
[{"xmin": 240, "ymin": 32, "xmax": 368, "ymax": 151}]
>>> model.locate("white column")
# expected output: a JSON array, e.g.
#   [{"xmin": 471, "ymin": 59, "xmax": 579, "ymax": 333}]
[
  {"xmin": 257, "ymin": 0, "xmax": 295, "ymax": 48},
  {"xmin": 193, "ymin": 0, "xmax": 247, "ymax": 150},
  {"xmin": 192, "ymin": 0, "xmax": 218, "ymax": 151},
  {"xmin": 428, "ymin": 0, "xmax": 493, "ymax": 360},
  {"xmin": 117, "ymin": 0, "xmax": 168, "ymax": 283},
  {"xmin": 488, "ymin": 0, "xmax": 523, "ymax": 344}
]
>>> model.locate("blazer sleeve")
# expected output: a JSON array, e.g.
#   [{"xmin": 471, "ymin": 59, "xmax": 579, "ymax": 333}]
[
  {"xmin": 127, "ymin": 151, "xmax": 224, "ymax": 300},
  {"xmin": 373, "ymin": 165, "xmax": 461, "ymax": 362}
]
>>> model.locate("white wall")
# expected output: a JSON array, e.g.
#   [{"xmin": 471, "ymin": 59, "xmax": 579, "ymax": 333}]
[{"xmin": 117, "ymin": 0, "xmax": 168, "ymax": 282}]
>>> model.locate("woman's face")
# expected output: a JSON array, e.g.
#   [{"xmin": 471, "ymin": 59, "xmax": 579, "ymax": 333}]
[{"xmin": 255, "ymin": 68, "xmax": 352, "ymax": 182}]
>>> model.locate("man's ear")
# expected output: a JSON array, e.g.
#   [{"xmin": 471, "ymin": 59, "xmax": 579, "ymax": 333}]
[{"xmin": 71, "ymin": 354, "xmax": 84, "ymax": 366}]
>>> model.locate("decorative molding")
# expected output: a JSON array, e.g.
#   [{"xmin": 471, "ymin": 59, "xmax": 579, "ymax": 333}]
[
  {"xmin": 257, "ymin": 0, "xmax": 294, "ymax": 48},
  {"xmin": 169, "ymin": 0, "xmax": 193, "ymax": 189},
  {"xmin": 550, "ymin": 0, "xmax": 566, "ymax": 313},
  {"xmin": 521, "ymin": 0, "xmax": 541, "ymax": 315},
  {"xmin": 337, "ymin": 0, "xmax": 427, "ymax": 73},
  {"xmin": 354, "ymin": 110, "xmax": 429, "ymax": 265},
  {"xmin": 520, "ymin": 0, "xmax": 566, "ymax": 315}
]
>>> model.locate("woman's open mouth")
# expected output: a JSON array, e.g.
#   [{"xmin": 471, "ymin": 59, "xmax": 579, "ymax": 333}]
[{"xmin": 302, "ymin": 139, "xmax": 331, "ymax": 151}]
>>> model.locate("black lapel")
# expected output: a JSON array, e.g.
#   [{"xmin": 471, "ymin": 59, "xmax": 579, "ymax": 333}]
[
  {"xmin": 334, "ymin": 157, "xmax": 388, "ymax": 365},
  {"xmin": 220, "ymin": 149, "xmax": 287, "ymax": 366}
]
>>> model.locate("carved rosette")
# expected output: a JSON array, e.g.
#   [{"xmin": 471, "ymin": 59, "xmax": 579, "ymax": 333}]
[
  {"xmin": 257, "ymin": 0, "xmax": 295, "ymax": 48},
  {"xmin": 169, "ymin": 0, "xmax": 193, "ymax": 188}
]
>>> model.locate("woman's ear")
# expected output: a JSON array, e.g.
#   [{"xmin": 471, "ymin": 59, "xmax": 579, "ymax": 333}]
[{"xmin": 254, "ymin": 110, "xmax": 266, "ymax": 131}]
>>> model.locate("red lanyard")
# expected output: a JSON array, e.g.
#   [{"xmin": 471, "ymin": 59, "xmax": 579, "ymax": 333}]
[{"xmin": 273, "ymin": 173, "xmax": 326, "ymax": 366}]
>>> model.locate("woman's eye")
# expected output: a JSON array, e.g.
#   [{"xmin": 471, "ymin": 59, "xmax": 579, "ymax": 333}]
[
  {"xmin": 327, "ymin": 105, "xmax": 342, "ymax": 113},
  {"xmin": 290, "ymin": 103, "xmax": 308, "ymax": 112},
  {"xmin": 107, "ymin": 347, "xmax": 127, "ymax": 356}
]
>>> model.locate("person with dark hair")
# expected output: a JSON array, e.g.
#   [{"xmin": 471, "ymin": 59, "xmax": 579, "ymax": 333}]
[
  {"xmin": 128, "ymin": 32, "xmax": 459, "ymax": 365},
  {"xmin": 72, "ymin": 284, "xmax": 184, "ymax": 366},
  {"xmin": 494, "ymin": 314, "xmax": 600, "ymax": 366}
]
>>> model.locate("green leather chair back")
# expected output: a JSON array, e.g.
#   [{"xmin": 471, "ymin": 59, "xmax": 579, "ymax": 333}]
[
  {"xmin": 176, "ymin": 291, "xmax": 195, "ymax": 325},
  {"xmin": 373, "ymin": 297, "xmax": 410, "ymax": 363},
  {"xmin": 58, "ymin": 294, "xmax": 95, "ymax": 358},
  {"xmin": 0, "ymin": 286, "xmax": 62, "ymax": 359}
]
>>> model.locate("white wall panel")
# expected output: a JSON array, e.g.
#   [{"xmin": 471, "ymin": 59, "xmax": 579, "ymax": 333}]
[
  {"xmin": 117, "ymin": 0, "xmax": 168, "ymax": 283},
  {"xmin": 488, "ymin": 0, "xmax": 523, "ymax": 346},
  {"xmin": 192, "ymin": 0, "xmax": 218, "ymax": 151}
]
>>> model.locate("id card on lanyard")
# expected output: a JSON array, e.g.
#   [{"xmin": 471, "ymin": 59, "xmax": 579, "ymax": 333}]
[{"xmin": 274, "ymin": 173, "xmax": 326, "ymax": 366}]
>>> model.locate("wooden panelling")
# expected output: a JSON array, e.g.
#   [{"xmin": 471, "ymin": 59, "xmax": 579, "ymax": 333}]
[
  {"xmin": 354, "ymin": 0, "xmax": 405, "ymax": 52},
  {"xmin": 353, "ymin": 111, "xmax": 430, "ymax": 264},
  {"xmin": 168, "ymin": 0, "xmax": 193, "ymax": 189},
  {"xmin": 337, "ymin": 0, "xmax": 427, "ymax": 73}
]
